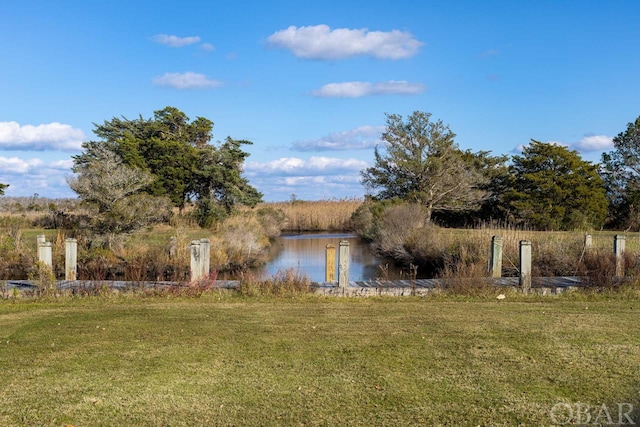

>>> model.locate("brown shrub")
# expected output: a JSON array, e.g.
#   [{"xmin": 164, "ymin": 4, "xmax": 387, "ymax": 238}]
[
  {"xmin": 436, "ymin": 261, "xmax": 500, "ymax": 296},
  {"xmin": 576, "ymin": 250, "xmax": 640, "ymax": 289},
  {"xmin": 373, "ymin": 204, "xmax": 428, "ymax": 264},
  {"xmin": 238, "ymin": 268, "xmax": 311, "ymax": 297}
]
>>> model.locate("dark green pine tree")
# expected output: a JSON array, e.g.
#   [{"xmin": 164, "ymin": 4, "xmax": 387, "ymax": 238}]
[
  {"xmin": 506, "ymin": 140, "xmax": 607, "ymax": 230},
  {"xmin": 73, "ymin": 106, "xmax": 262, "ymax": 213},
  {"xmin": 600, "ymin": 116, "xmax": 640, "ymax": 228}
]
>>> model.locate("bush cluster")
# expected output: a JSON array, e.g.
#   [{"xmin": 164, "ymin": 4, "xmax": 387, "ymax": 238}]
[
  {"xmin": 0, "ymin": 199, "xmax": 289, "ymax": 282},
  {"xmin": 352, "ymin": 200, "xmax": 640, "ymax": 291}
]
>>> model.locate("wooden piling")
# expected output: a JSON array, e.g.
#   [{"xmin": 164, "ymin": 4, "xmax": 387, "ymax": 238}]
[
  {"xmin": 325, "ymin": 244, "xmax": 336, "ymax": 282},
  {"xmin": 38, "ymin": 242, "xmax": 53, "ymax": 268},
  {"xmin": 200, "ymin": 238, "xmax": 210, "ymax": 279},
  {"xmin": 519, "ymin": 240, "xmax": 531, "ymax": 293},
  {"xmin": 490, "ymin": 235, "xmax": 503, "ymax": 278},
  {"xmin": 190, "ymin": 240, "xmax": 202, "ymax": 281},
  {"xmin": 614, "ymin": 235, "xmax": 626, "ymax": 278},
  {"xmin": 338, "ymin": 240, "xmax": 350, "ymax": 288},
  {"xmin": 65, "ymin": 238, "xmax": 77, "ymax": 280}
]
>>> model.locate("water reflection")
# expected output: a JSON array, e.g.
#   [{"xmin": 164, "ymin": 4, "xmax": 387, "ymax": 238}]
[{"xmin": 249, "ymin": 232, "xmax": 414, "ymax": 283}]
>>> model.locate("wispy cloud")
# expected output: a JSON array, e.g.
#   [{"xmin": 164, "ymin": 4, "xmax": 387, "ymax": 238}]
[
  {"xmin": 267, "ymin": 24, "xmax": 424, "ymax": 60},
  {"xmin": 0, "ymin": 122, "xmax": 85, "ymax": 151},
  {"xmin": 153, "ymin": 72, "xmax": 223, "ymax": 89},
  {"xmin": 292, "ymin": 126, "xmax": 384, "ymax": 151},
  {"xmin": 479, "ymin": 48, "xmax": 499, "ymax": 58},
  {"xmin": 200, "ymin": 42, "xmax": 215, "ymax": 52},
  {"xmin": 311, "ymin": 81, "xmax": 425, "ymax": 98},
  {"xmin": 151, "ymin": 34, "xmax": 201, "ymax": 47}
]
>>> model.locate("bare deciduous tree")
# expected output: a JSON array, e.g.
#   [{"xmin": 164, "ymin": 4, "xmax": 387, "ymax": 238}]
[
  {"xmin": 67, "ymin": 144, "xmax": 172, "ymax": 243},
  {"xmin": 68, "ymin": 143, "xmax": 154, "ymax": 213},
  {"xmin": 361, "ymin": 111, "xmax": 487, "ymax": 223}
]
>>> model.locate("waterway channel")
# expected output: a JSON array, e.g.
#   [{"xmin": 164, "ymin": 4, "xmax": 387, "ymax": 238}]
[{"xmin": 248, "ymin": 232, "xmax": 418, "ymax": 283}]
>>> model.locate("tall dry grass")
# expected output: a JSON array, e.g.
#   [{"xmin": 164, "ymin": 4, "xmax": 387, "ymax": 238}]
[
  {"xmin": 351, "ymin": 201, "xmax": 640, "ymax": 286},
  {"xmin": 0, "ymin": 207, "xmax": 275, "ymax": 281},
  {"xmin": 409, "ymin": 224, "xmax": 640, "ymax": 289},
  {"xmin": 262, "ymin": 198, "xmax": 363, "ymax": 231},
  {"xmin": 238, "ymin": 268, "xmax": 312, "ymax": 297}
]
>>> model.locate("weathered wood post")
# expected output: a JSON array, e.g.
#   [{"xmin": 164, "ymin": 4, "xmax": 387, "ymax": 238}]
[
  {"xmin": 584, "ymin": 234, "xmax": 592, "ymax": 250},
  {"xmin": 38, "ymin": 241, "xmax": 53, "ymax": 268},
  {"xmin": 325, "ymin": 244, "xmax": 336, "ymax": 282},
  {"xmin": 200, "ymin": 238, "xmax": 210, "ymax": 279},
  {"xmin": 614, "ymin": 234, "xmax": 626, "ymax": 278},
  {"xmin": 190, "ymin": 240, "xmax": 202, "ymax": 281},
  {"xmin": 338, "ymin": 240, "xmax": 350, "ymax": 289},
  {"xmin": 490, "ymin": 235, "xmax": 503, "ymax": 278},
  {"xmin": 65, "ymin": 238, "xmax": 77, "ymax": 280},
  {"xmin": 519, "ymin": 240, "xmax": 532, "ymax": 293}
]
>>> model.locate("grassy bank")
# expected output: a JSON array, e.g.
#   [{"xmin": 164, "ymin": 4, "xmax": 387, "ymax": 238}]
[
  {"xmin": 354, "ymin": 204, "xmax": 640, "ymax": 278},
  {"xmin": 1, "ymin": 199, "xmax": 364, "ymax": 281},
  {"xmin": 1, "ymin": 293, "xmax": 639, "ymax": 425},
  {"xmin": 5, "ymin": 197, "xmax": 640, "ymax": 282}
]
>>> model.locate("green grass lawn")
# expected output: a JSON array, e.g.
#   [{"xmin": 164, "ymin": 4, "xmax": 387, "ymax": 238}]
[{"xmin": 1, "ymin": 293, "xmax": 639, "ymax": 426}]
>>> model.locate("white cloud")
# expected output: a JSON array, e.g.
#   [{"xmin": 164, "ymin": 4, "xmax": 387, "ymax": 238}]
[
  {"xmin": 200, "ymin": 42, "xmax": 215, "ymax": 51},
  {"xmin": 311, "ymin": 81, "xmax": 425, "ymax": 98},
  {"xmin": 49, "ymin": 159, "xmax": 75, "ymax": 169},
  {"xmin": 279, "ymin": 174, "xmax": 362, "ymax": 186},
  {"xmin": 293, "ymin": 126, "xmax": 384, "ymax": 151},
  {"xmin": 266, "ymin": 25, "xmax": 423, "ymax": 60},
  {"xmin": 153, "ymin": 72, "xmax": 223, "ymax": 89},
  {"xmin": 374, "ymin": 81, "xmax": 426, "ymax": 95},
  {"xmin": 0, "ymin": 121, "xmax": 85, "ymax": 151},
  {"xmin": 0, "ymin": 156, "xmax": 43, "ymax": 174},
  {"xmin": 245, "ymin": 156, "xmax": 367, "ymax": 176},
  {"xmin": 572, "ymin": 135, "xmax": 614, "ymax": 152},
  {"xmin": 312, "ymin": 82, "xmax": 372, "ymax": 98},
  {"xmin": 152, "ymin": 34, "xmax": 201, "ymax": 47},
  {"xmin": 244, "ymin": 158, "xmax": 367, "ymax": 202},
  {"xmin": 513, "ymin": 135, "xmax": 614, "ymax": 155},
  {"xmin": 0, "ymin": 156, "xmax": 77, "ymax": 198}
]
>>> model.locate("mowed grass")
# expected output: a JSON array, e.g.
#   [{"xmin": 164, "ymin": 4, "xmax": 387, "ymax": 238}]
[{"xmin": 1, "ymin": 294, "xmax": 639, "ymax": 426}]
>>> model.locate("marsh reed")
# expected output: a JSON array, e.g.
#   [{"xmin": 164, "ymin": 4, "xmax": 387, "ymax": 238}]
[{"xmin": 262, "ymin": 198, "xmax": 363, "ymax": 231}]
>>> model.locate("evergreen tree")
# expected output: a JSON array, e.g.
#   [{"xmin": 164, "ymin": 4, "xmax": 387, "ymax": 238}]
[
  {"xmin": 600, "ymin": 116, "xmax": 640, "ymax": 228},
  {"xmin": 73, "ymin": 106, "xmax": 262, "ymax": 214},
  {"xmin": 507, "ymin": 141, "xmax": 607, "ymax": 230}
]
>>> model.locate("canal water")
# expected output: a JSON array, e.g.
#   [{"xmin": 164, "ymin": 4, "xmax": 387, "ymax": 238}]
[{"xmin": 249, "ymin": 232, "xmax": 414, "ymax": 283}]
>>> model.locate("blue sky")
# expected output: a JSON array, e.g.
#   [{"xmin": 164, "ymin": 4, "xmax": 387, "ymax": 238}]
[{"xmin": 1, "ymin": 0, "xmax": 639, "ymax": 201}]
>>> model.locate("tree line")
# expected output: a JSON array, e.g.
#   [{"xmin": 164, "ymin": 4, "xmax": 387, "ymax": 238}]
[
  {"xmin": 361, "ymin": 111, "xmax": 640, "ymax": 231},
  {"xmin": 1, "ymin": 107, "xmax": 639, "ymax": 233}
]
